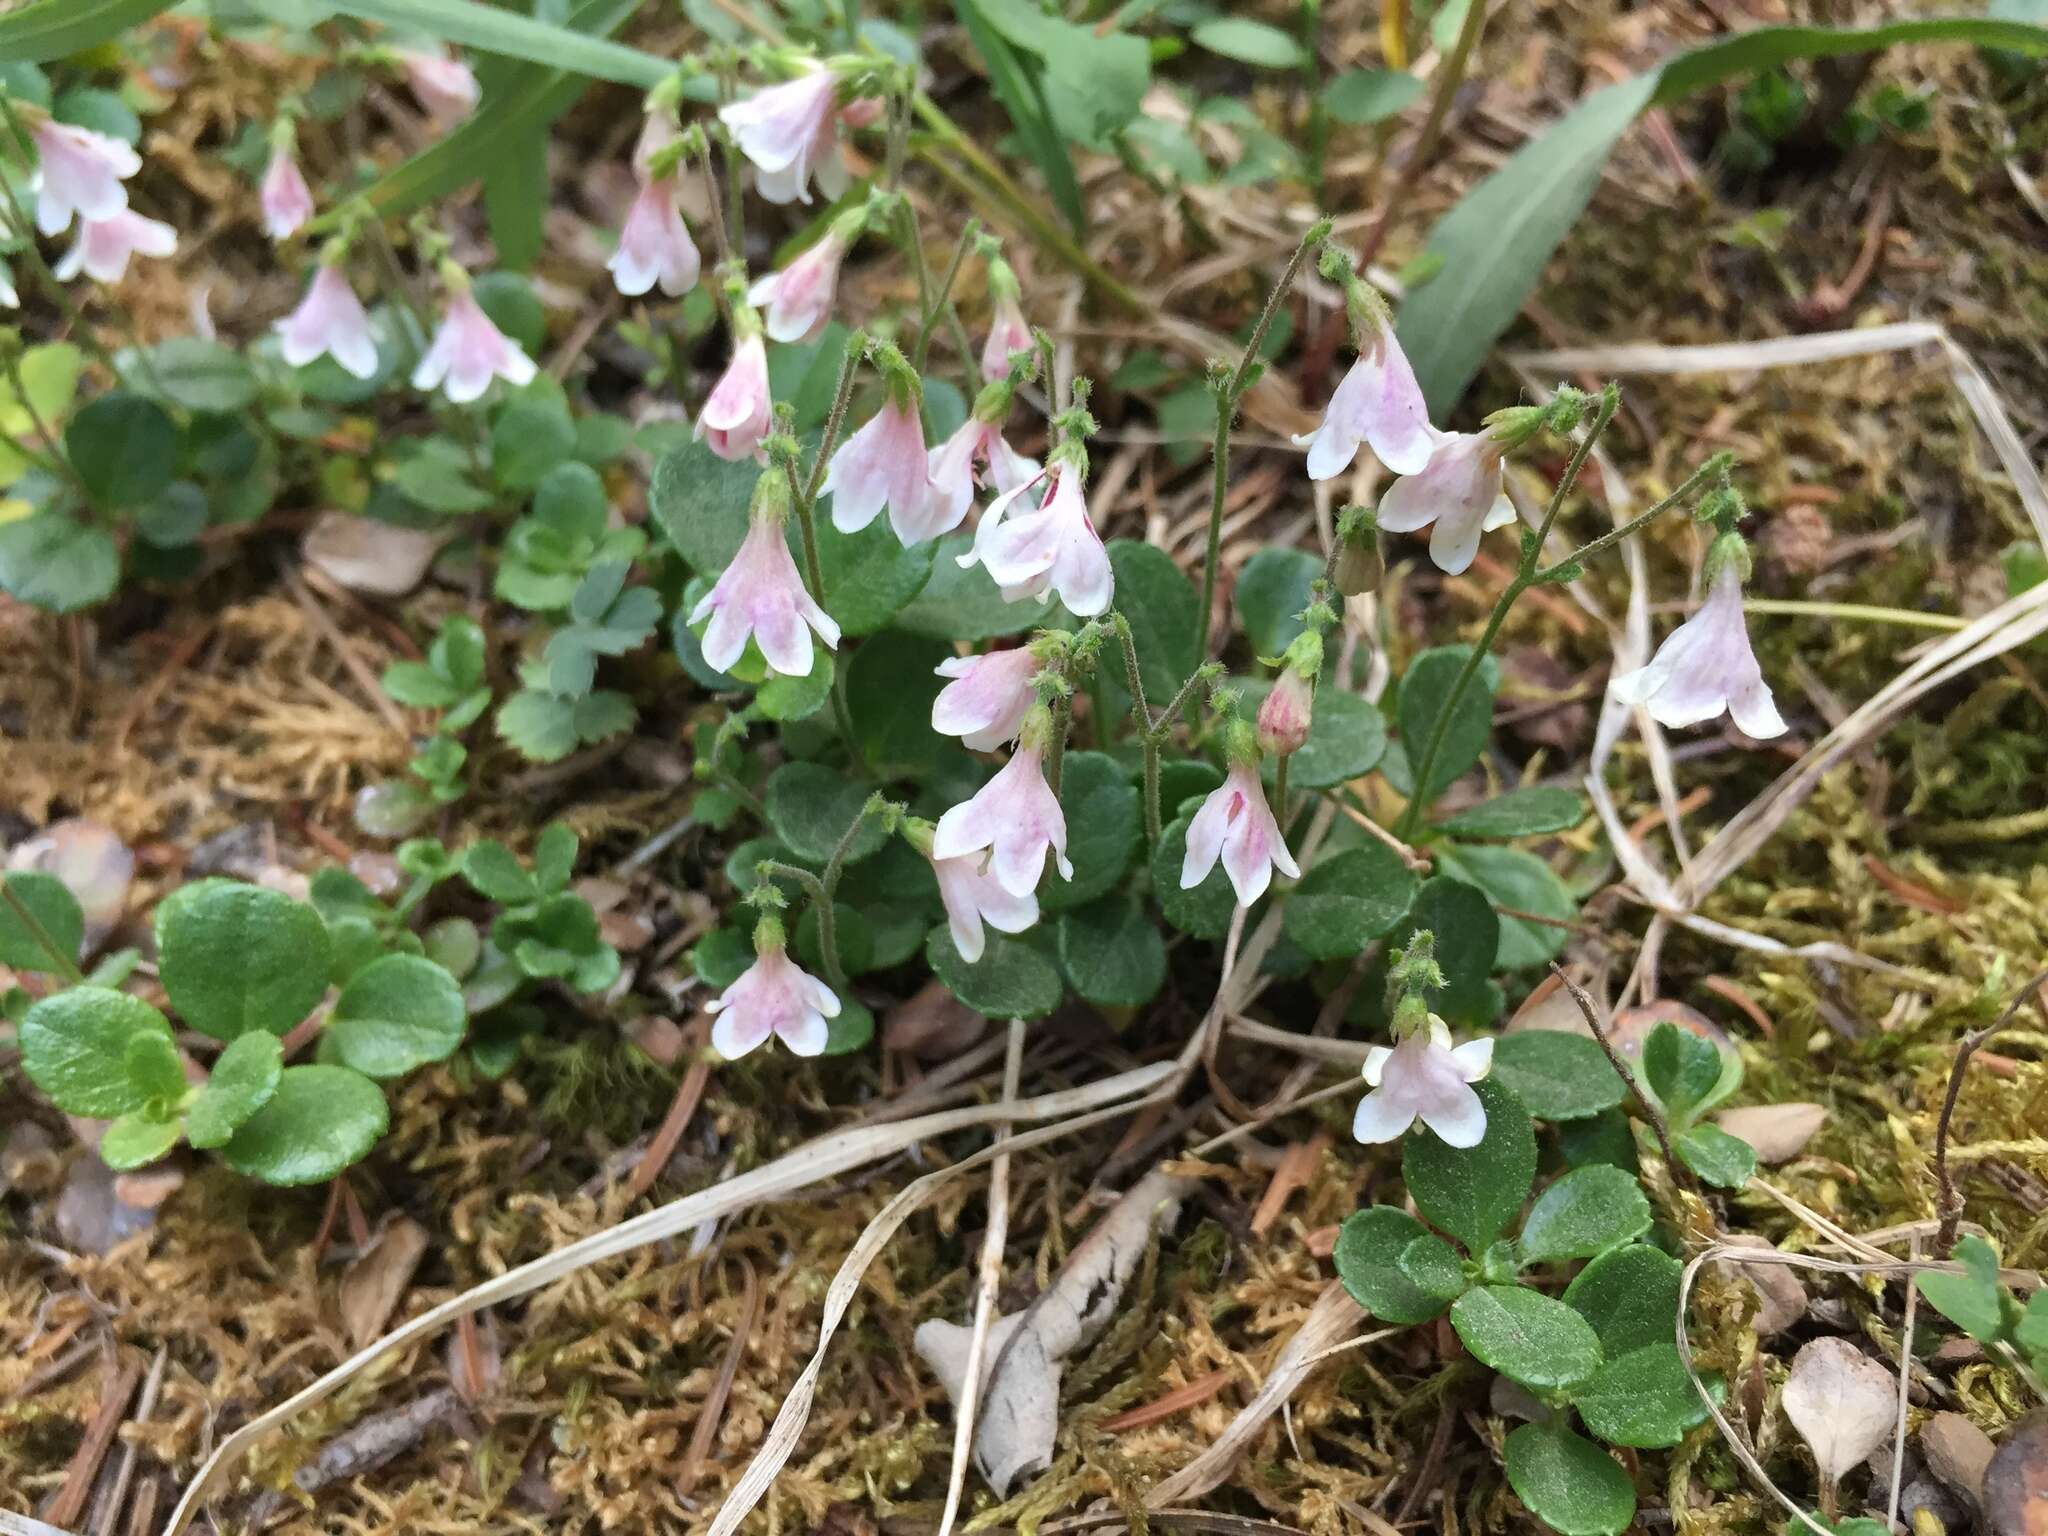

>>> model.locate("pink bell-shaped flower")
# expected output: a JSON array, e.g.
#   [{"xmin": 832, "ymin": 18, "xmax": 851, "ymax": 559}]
[
  {"xmin": 1611, "ymin": 543, "xmax": 1786, "ymax": 739},
  {"xmin": 747, "ymin": 225, "xmax": 849, "ymax": 345},
  {"xmin": 708, "ymin": 912, "xmax": 838, "ymax": 1059},
  {"xmin": 276, "ymin": 264, "xmax": 379, "ymax": 380},
  {"xmin": 905, "ymin": 818, "xmax": 1038, "ymax": 964},
  {"xmin": 696, "ymin": 327, "xmax": 774, "ymax": 463},
  {"xmin": 927, "ymin": 416, "xmax": 1039, "ymax": 537},
  {"xmin": 932, "ymin": 707, "xmax": 1074, "ymax": 899},
  {"xmin": 411, "ymin": 278, "xmax": 537, "ymax": 404},
  {"xmin": 1375, "ymin": 429, "xmax": 1516, "ymax": 576},
  {"xmin": 720, "ymin": 67, "xmax": 842, "ymax": 203},
  {"xmin": 690, "ymin": 472, "xmax": 841, "ymax": 678},
  {"xmin": 54, "ymin": 210, "xmax": 176, "ymax": 284},
  {"xmin": 32, "ymin": 120, "xmax": 140, "ymax": 236},
  {"xmin": 960, "ymin": 461, "xmax": 1112, "ymax": 616},
  {"xmin": 260, "ymin": 140, "xmax": 314, "ymax": 241},
  {"xmin": 609, "ymin": 173, "xmax": 701, "ymax": 298},
  {"xmin": 931, "ymin": 645, "xmax": 1040, "ymax": 752},
  {"xmin": 1296, "ymin": 325, "xmax": 1435, "ymax": 480},
  {"xmin": 980, "ymin": 291, "xmax": 1032, "ymax": 383},
  {"xmin": 1352, "ymin": 1016, "xmax": 1493, "ymax": 1148},
  {"xmin": 398, "ymin": 47, "xmax": 481, "ymax": 124},
  {"xmin": 1180, "ymin": 743, "xmax": 1299, "ymax": 907},
  {"xmin": 823, "ymin": 393, "xmax": 937, "ymax": 544}
]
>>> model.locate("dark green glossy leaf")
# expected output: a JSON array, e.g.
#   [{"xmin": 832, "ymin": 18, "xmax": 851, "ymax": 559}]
[
  {"xmin": 222, "ymin": 1064, "xmax": 389, "ymax": 1185},
  {"xmin": 156, "ymin": 880, "xmax": 332, "ymax": 1041},
  {"xmin": 1282, "ymin": 843, "xmax": 1419, "ymax": 960},
  {"xmin": 1403, "ymin": 1077, "xmax": 1534, "ymax": 1254},
  {"xmin": 1057, "ymin": 895, "xmax": 1165, "ymax": 1008},
  {"xmin": 1517, "ymin": 1164, "xmax": 1652, "ymax": 1265},
  {"xmin": 1490, "ymin": 1031, "xmax": 1626, "ymax": 1122},
  {"xmin": 0, "ymin": 871, "xmax": 84, "ymax": 974},
  {"xmin": 1333, "ymin": 1206, "xmax": 1454, "ymax": 1324},
  {"xmin": 1572, "ymin": 1343, "xmax": 1718, "ymax": 1448},
  {"xmin": 1502, "ymin": 1423, "xmax": 1636, "ymax": 1536},
  {"xmin": 1437, "ymin": 785, "xmax": 1587, "ymax": 839},
  {"xmin": 1564, "ymin": 1242, "xmax": 1684, "ymax": 1355},
  {"xmin": 926, "ymin": 924, "xmax": 1063, "ymax": 1019},
  {"xmin": 1450, "ymin": 1284, "xmax": 1603, "ymax": 1391}
]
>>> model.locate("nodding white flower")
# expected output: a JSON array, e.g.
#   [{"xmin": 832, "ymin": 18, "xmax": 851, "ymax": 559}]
[
  {"xmin": 696, "ymin": 330, "xmax": 774, "ymax": 463},
  {"xmin": 747, "ymin": 227, "xmax": 848, "ymax": 345},
  {"xmin": 690, "ymin": 476, "xmax": 840, "ymax": 678},
  {"xmin": 1352, "ymin": 1016, "xmax": 1494, "ymax": 1148},
  {"xmin": 609, "ymin": 174, "xmax": 700, "ymax": 298},
  {"xmin": 708, "ymin": 915, "xmax": 838, "ymax": 1059},
  {"xmin": 932, "ymin": 708, "xmax": 1073, "ymax": 899},
  {"xmin": 411, "ymin": 283, "xmax": 536, "ymax": 404},
  {"xmin": 1180, "ymin": 755, "xmax": 1299, "ymax": 906},
  {"xmin": 399, "ymin": 48, "xmax": 481, "ymax": 124},
  {"xmin": 260, "ymin": 143, "xmax": 314, "ymax": 241},
  {"xmin": 931, "ymin": 646, "xmax": 1040, "ymax": 752},
  {"xmin": 276, "ymin": 265, "xmax": 378, "ymax": 380},
  {"xmin": 981, "ymin": 292, "xmax": 1032, "ymax": 383},
  {"xmin": 720, "ymin": 67, "xmax": 841, "ymax": 201},
  {"xmin": 1612, "ymin": 554, "xmax": 1786, "ymax": 739},
  {"xmin": 927, "ymin": 417, "xmax": 1039, "ymax": 537},
  {"xmin": 1295, "ymin": 326, "xmax": 1434, "ymax": 480},
  {"xmin": 823, "ymin": 398, "xmax": 939, "ymax": 544},
  {"xmin": 1256, "ymin": 668, "xmax": 1313, "ymax": 758},
  {"xmin": 933, "ymin": 850, "xmax": 1038, "ymax": 963},
  {"xmin": 53, "ymin": 209, "xmax": 176, "ymax": 284},
  {"xmin": 32, "ymin": 120, "xmax": 140, "ymax": 237},
  {"xmin": 960, "ymin": 462, "xmax": 1113, "ymax": 616},
  {"xmin": 1375, "ymin": 429, "xmax": 1516, "ymax": 576}
]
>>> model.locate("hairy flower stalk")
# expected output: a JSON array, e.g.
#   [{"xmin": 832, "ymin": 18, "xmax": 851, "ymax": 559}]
[
  {"xmin": 697, "ymin": 305, "xmax": 775, "ymax": 462},
  {"xmin": 905, "ymin": 818, "xmax": 1037, "ymax": 964},
  {"xmin": 1181, "ymin": 719, "xmax": 1299, "ymax": 906},
  {"xmin": 932, "ymin": 704, "xmax": 1073, "ymax": 898},
  {"xmin": 1612, "ymin": 531, "xmax": 1785, "ymax": 738},
  {"xmin": 691, "ymin": 470, "xmax": 841, "ymax": 677},
  {"xmin": 276, "ymin": 261, "xmax": 378, "ymax": 379},
  {"xmin": 1352, "ymin": 934, "xmax": 1493, "ymax": 1147},
  {"xmin": 821, "ymin": 344, "xmax": 939, "ymax": 543},
  {"xmin": 708, "ymin": 911, "xmax": 838, "ymax": 1058},
  {"xmin": 1296, "ymin": 249, "xmax": 1434, "ymax": 479},
  {"xmin": 411, "ymin": 261, "xmax": 537, "ymax": 403}
]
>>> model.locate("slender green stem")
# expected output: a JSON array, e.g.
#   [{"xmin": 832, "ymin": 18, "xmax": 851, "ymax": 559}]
[
  {"xmin": 1112, "ymin": 614, "xmax": 1162, "ymax": 843},
  {"xmin": 1195, "ymin": 225, "xmax": 1326, "ymax": 659},
  {"xmin": 802, "ymin": 340, "xmax": 864, "ymax": 509},
  {"xmin": 1045, "ymin": 690, "xmax": 1072, "ymax": 797},
  {"xmin": 913, "ymin": 216, "xmax": 979, "ymax": 374},
  {"xmin": 1273, "ymin": 754, "xmax": 1292, "ymax": 831},
  {"xmin": 1534, "ymin": 453, "xmax": 1729, "ymax": 581},
  {"xmin": 694, "ymin": 131, "xmax": 736, "ymax": 276},
  {"xmin": 713, "ymin": 767, "xmax": 765, "ymax": 818},
  {"xmin": 0, "ymin": 877, "xmax": 85, "ymax": 985},
  {"xmin": 1152, "ymin": 662, "xmax": 1220, "ymax": 738}
]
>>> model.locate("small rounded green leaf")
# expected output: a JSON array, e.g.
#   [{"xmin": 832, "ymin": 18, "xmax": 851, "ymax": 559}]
[
  {"xmin": 460, "ymin": 840, "xmax": 538, "ymax": 904},
  {"xmin": 1435, "ymin": 844, "xmax": 1575, "ymax": 971},
  {"xmin": 1333, "ymin": 1206, "xmax": 1454, "ymax": 1324},
  {"xmin": 926, "ymin": 925, "xmax": 1063, "ymax": 1020},
  {"xmin": 1282, "ymin": 844, "xmax": 1419, "ymax": 960},
  {"xmin": 157, "ymin": 879, "xmax": 332, "ymax": 1040},
  {"xmin": 0, "ymin": 513, "xmax": 120, "ymax": 613},
  {"xmin": 124, "ymin": 1027, "xmax": 187, "ymax": 1102},
  {"xmin": 1490, "ymin": 1032, "xmax": 1626, "ymax": 1122},
  {"xmin": 222, "ymin": 1064, "xmax": 388, "ymax": 1186},
  {"xmin": 757, "ymin": 647, "xmax": 835, "ymax": 722},
  {"xmin": 1402, "ymin": 1077, "xmax": 1535, "ymax": 1255},
  {"xmin": 1517, "ymin": 1164, "xmax": 1652, "ymax": 1266},
  {"xmin": 1058, "ymin": 896, "xmax": 1166, "ymax": 1008},
  {"xmin": 186, "ymin": 1030, "xmax": 285, "ymax": 1149},
  {"xmin": 99, "ymin": 1111, "xmax": 183, "ymax": 1171},
  {"xmin": 327, "ymin": 954, "xmax": 467, "ymax": 1079},
  {"xmin": 20, "ymin": 988, "xmax": 175, "ymax": 1118},
  {"xmin": 1041, "ymin": 752, "xmax": 1141, "ymax": 914},
  {"xmin": 1916, "ymin": 1234, "xmax": 2008, "ymax": 1344},
  {"xmin": 1192, "ymin": 15, "xmax": 1304, "ymax": 66},
  {"xmin": 1321, "ymin": 68, "xmax": 1424, "ymax": 124},
  {"xmin": 822, "ymin": 996, "xmax": 875, "ymax": 1055},
  {"xmin": 1393, "ymin": 645, "xmax": 1500, "ymax": 803},
  {"xmin": 1571, "ymin": 1342, "xmax": 1718, "ymax": 1448},
  {"xmin": 1437, "ymin": 786, "xmax": 1588, "ymax": 839},
  {"xmin": 1450, "ymin": 1285, "xmax": 1603, "ymax": 1392},
  {"xmin": 1153, "ymin": 814, "xmax": 1237, "ymax": 938},
  {"xmin": 1503, "ymin": 1422, "xmax": 1636, "ymax": 1536},
  {"xmin": 1641, "ymin": 1020, "xmax": 1722, "ymax": 1119},
  {"xmin": 763, "ymin": 762, "xmax": 887, "ymax": 866},
  {"xmin": 67, "ymin": 392, "xmax": 177, "ymax": 507},
  {"xmin": 1397, "ymin": 1232, "xmax": 1470, "ymax": 1301},
  {"xmin": 1675, "ymin": 1123, "xmax": 1758, "ymax": 1189},
  {"xmin": 0, "ymin": 871, "xmax": 85, "ymax": 974},
  {"xmin": 1563, "ymin": 1242, "xmax": 1684, "ymax": 1355}
]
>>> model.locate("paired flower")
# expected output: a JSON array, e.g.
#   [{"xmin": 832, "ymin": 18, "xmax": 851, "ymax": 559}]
[
  {"xmin": 927, "ymin": 374, "xmax": 1039, "ymax": 537},
  {"xmin": 1611, "ymin": 537, "xmax": 1786, "ymax": 738},
  {"xmin": 1180, "ymin": 728, "xmax": 1298, "ymax": 906},
  {"xmin": 1351, "ymin": 1015, "xmax": 1494, "ymax": 1149},
  {"xmin": 1296, "ymin": 322, "xmax": 1434, "ymax": 480},
  {"xmin": 609, "ymin": 172, "xmax": 701, "ymax": 298},
  {"xmin": 708, "ymin": 912, "xmax": 838, "ymax": 1059},
  {"xmin": 276, "ymin": 264, "xmax": 379, "ymax": 380},
  {"xmin": 398, "ymin": 47, "xmax": 481, "ymax": 125},
  {"xmin": 32, "ymin": 119, "xmax": 141, "ymax": 236},
  {"xmin": 719, "ymin": 66, "xmax": 841, "ymax": 204},
  {"xmin": 980, "ymin": 257, "xmax": 1032, "ymax": 382},
  {"xmin": 54, "ymin": 209, "xmax": 176, "ymax": 284},
  {"xmin": 748, "ymin": 221, "xmax": 852, "ymax": 345},
  {"xmin": 696, "ymin": 324, "xmax": 775, "ymax": 463},
  {"xmin": 931, "ymin": 645, "xmax": 1040, "ymax": 751},
  {"xmin": 260, "ymin": 132, "xmax": 314, "ymax": 242},
  {"xmin": 411, "ymin": 270, "xmax": 537, "ymax": 403},
  {"xmin": 690, "ymin": 472, "xmax": 841, "ymax": 678},
  {"xmin": 932, "ymin": 706, "xmax": 1073, "ymax": 898},
  {"xmin": 822, "ymin": 356, "xmax": 939, "ymax": 543},
  {"xmin": 1375, "ymin": 429, "xmax": 1516, "ymax": 576},
  {"xmin": 961, "ymin": 461, "xmax": 1113, "ymax": 617},
  {"xmin": 905, "ymin": 819, "xmax": 1038, "ymax": 964}
]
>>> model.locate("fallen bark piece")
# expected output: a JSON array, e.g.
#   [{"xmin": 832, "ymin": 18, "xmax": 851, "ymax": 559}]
[
  {"xmin": 1921, "ymin": 1412, "xmax": 1996, "ymax": 1507},
  {"xmin": 1985, "ymin": 1410, "xmax": 2048, "ymax": 1536},
  {"xmin": 914, "ymin": 1166, "xmax": 1195, "ymax": 1494},
  {"xmin": 339, "ymin": 1216, "xmax": 431, "ymax": 1350}
]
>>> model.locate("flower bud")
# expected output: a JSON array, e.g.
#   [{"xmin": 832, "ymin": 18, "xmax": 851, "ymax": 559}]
[{"xmin": 1256, "ymin": 668, "xmax": 1313, "ymax": 758}]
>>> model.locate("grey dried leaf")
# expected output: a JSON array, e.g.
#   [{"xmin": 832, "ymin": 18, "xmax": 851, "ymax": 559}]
[
  {"xmin": 1782, "ymin": 1336, "xmax": 1896, "ymax": 1488},
  {"xmin": 1713, "ymin": 1234, "xmax": 1809, "ymax": 1337},
  {"xmin": 1715, "ymin": 1102, "xmax": 1827, "ymax": 1164},
  {"xmin": 303, "ymin": 512, "xmax": 443, "ymax": 596},
  {"xmin": 340, "ymin": 1216, "xmax": 431, "ymax": 1350}
]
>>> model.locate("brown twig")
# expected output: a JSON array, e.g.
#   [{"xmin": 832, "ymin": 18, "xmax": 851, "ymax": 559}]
[
  {"xmin": 676, "ymin": 1258, "xmax": 761, "ymax": 1496},
  {"xmin": 40, "ymin": 1353, "xmax": 142, "ymax": 1531},
  {"xmin": 1549, "ymin": 964, "xmax": 1699, "ymax": 1197},
  {"xmin": 1932, "ymin": 966, "xmax": 2048, "ymax": 1256},
  {"xmin": 626, "ymin": 1015, "xmax": 712, "ymax": 1204},
  {"xmin": 1100, "ymin": 1368, "xmax": 1236, "ymax": 1432}
]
